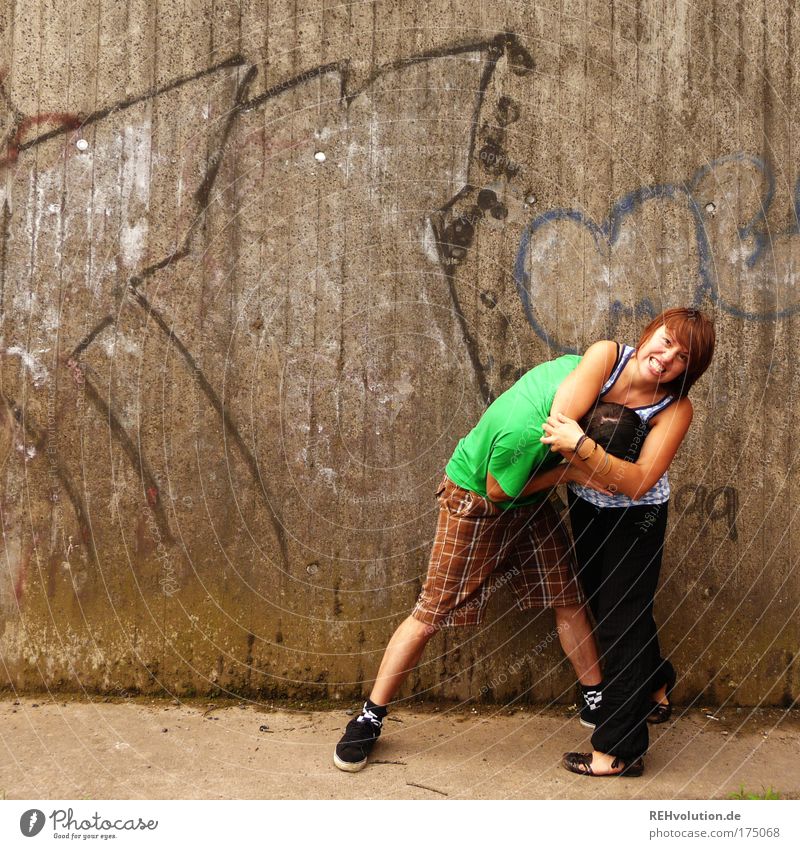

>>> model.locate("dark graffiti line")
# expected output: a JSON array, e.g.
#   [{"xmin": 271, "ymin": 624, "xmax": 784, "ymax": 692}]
[
  {"xmin": 71, "ymin": 316, "xmax": 115, "ymax": 359},
  {"xmin": 428, "ymin": 193, "xmax": 495, "ymax": 403},
  {"xmin": 422, "ymin": 35, "xmax": 500, "ymax": 404},
  {"xmin": 440, "ymin": 38, "xmax": 509, "ymax": 406},
  {"xmin": 127, "ymin": 62, "xmax": 258, "ymax": 293},
  {"xmin": 444, "ymin": 265, "xmax": 493, "ymax": 404},
  {"xmin": 11, "ymin": 398, "xmax": 99, "ymax": 569},
  {"xmin": 240, "ymin": 33, "xmax": 532, "ymax": 112},
  {"xmin": 9, "ymin": 33, "xmax": 534, "ymax": 568},
  {"xmin": 130, "ymin": 289, "xmax": 291, "ymax": 574},
  {"xmin": 436, "ymin": 183, "xmax": 475, "ymax": 216},
  {"xmin": 79, "ymin": 375, "xmax": 175, "ymax": 547},
  {"xmin": 195, "ymin": 64, "xmax": 259, "ymax": 212},
  {"xmin": 235, "ymin": 33, "xmax": 532, "ymax": 439},
  {"xmin": 428, "ymin": 34, "xmax": 533, "ymax": 403},
  {"xmin": 128, "ymin": 252, "xmax": 188, "ymax": 292},
  {"xmin": 345, "ymin": 33, "xmax": 528, "ymax": 106},
  {"xmin": 242, "ymin": 61, "xmax": 347, "ymax": 111},
  {"xmin": 59, "ymin": 63, "xmax": 292, "ymax": 575},
  {"xmin": 70, "ymin": 35, "xmax": 526, "ymax": 557},
  {"xmin": 15, "ymin": 55, "xmax": 249, "ymax": 153}
]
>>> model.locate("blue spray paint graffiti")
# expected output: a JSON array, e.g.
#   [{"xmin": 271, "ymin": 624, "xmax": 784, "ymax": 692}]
[{"xmin": 514, "ymin": 152, "xmax": 799, "ymax": 352}]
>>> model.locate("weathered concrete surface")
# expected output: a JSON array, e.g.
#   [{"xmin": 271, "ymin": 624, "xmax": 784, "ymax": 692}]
[
  {"xmin": 0, "ymin": 1, "xmax": 797, "ymax": 705},
  {"xmin": 0, "ymin": 698, "xmax": 798, "ymax": 800}
]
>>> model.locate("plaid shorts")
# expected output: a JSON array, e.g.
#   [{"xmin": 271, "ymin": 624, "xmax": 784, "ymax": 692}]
[{"xmin": 412, "ymin": 475, "xmax": 584, "ymax": 628}]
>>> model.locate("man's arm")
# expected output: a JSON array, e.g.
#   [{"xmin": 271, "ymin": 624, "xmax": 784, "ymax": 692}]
[
  {"xmin": 486, "ymin": 466, "xmax": 566, "ymax": 502},
  {"xmin": 486, "ymin": 464, "xmax": 613, "ymax": 502}
]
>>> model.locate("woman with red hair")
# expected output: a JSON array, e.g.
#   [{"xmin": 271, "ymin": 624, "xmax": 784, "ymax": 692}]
[{"xmin": 540, "ymin": 307, "xmax": 716, "ymax": 777}]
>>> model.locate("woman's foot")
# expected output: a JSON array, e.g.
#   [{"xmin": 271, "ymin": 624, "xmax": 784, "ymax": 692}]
[
  {"xmin": 651, "ymin": 682, "xmax": 669, "ymax": 704},
  {"xmin": 648, "ymin": 666, "xmax": 677, "ymax": 724},
  {"xmin": 562, "ymin": 750, "xmax": 644, "ymax": 777}
]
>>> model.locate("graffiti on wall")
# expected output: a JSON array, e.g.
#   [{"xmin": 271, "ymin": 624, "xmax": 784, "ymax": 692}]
[
  {"xmin": 674, "ymin": 484, "xmax": 739, "ymax": 542},
  {"xmin": 514, "ymin": 153, "xmax": 800, "ymax": 353},
  {"xmin": 1, "ymin": 29, "xmax": 785, "ymax": 606},
  {"xmin": 0, "ymin": 34, "xmax": 538, "ymax": 594}
]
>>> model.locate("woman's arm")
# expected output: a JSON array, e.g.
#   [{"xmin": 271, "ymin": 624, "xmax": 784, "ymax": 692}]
[
  {"xmin": 549, "ymin": 340, "xmax": 619, "ymax": 420},
  {"xmin": 485, "ymin": 341, "xmax": 618, "ymax": 503},
  {"xmin": 540, "ymin": 398, "xmax": 694, "ymax": 499}
]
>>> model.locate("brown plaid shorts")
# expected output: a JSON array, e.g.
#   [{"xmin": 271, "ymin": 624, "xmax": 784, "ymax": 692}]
[{"xmin": 412, "ymin": 475, "xmax": 584, "ymax": 628}]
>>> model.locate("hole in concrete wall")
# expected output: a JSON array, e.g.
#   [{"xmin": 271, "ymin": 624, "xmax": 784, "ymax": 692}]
[
  {"xmin": 477, "ymin": 188, "xmax": 498, "ymax": 210},
  {"xmin": 496, "ymin": 95, "xmax": 521, "ymax": 126}
]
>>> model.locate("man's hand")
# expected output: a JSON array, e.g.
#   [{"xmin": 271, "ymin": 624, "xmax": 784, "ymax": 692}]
[
  {"xmin": 540, "ymin": 412, "xmax": 585, "ymax": 456},
  {"xmin": 565, "ymin": 465, "xmax": 614, "ymax": 496}
]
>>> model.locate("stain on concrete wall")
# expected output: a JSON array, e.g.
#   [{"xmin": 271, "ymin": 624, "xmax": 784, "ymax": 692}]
[{"xmin": 0, "ymin": 0, "xmax": 797, "ymax": 707}]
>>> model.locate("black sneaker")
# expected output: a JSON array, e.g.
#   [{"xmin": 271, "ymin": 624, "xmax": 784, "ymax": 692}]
[
  {"xmin": 333, "ymin": 703, "xmax": 385, "ymax": 772},
  {"xmin": 580, "ymin": 685, "xmax": 602, "ymax": 729}
]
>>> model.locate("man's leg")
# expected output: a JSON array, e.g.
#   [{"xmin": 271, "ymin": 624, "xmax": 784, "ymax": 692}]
[
  {"xmin": 334, "ymin": 476, "xmax": 506, "ymax": 772},
  {"xmin": 333, "ymin": 615, "xmax": 434, "ymax": 772},
  {"xmin": 554, "ymin": 603, "xmax": 601, "ymax": 685},
  {"xmin": 369, "ymin": 615, "xmax": 434, "ymax": 706},
  {"xmin": 367, "ymin": 603, "xmax": 599, "ymax": 705},
  {"xmin": 506, "ymin": 499, "xmax": 603, "ymax": 727}
]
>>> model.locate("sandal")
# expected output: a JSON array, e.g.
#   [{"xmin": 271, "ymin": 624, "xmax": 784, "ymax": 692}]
[
  {"xmin": 648, "ymin": 665, "xmax": 677, "ymax": 724},
  {"xmin": 562, "ymin": 752, "xmax": 644, "ymax": 777}
]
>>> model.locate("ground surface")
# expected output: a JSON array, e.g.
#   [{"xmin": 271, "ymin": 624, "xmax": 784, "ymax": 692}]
[{"xmin": 1, "ymin": 697, "xmax": 797, "ymax": 800}]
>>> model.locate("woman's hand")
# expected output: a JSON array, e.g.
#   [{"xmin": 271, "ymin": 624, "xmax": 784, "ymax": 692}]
[{"xmin": 540, "ymin": 412, "xmax": 585, "ymax": 456}]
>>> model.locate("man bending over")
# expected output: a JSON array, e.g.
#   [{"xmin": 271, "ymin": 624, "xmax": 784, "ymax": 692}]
[{"xmin": 334, "ymin": 351, "xmax": 645, "ymax": 771}]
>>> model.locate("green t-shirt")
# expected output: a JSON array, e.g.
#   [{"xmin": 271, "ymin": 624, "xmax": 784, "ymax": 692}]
[{"xmin": 445, "ymin": 355, "xmax": 582, "ymax": 510}]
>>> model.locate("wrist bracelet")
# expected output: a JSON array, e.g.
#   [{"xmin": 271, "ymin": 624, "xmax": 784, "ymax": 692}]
[
  {"xmin": 577, "ymin": 438, "xmax": 597, "ymax": 462},
  {"xmin": 574, "ymin": 434, "xmax": 589, "ymax": 456}
]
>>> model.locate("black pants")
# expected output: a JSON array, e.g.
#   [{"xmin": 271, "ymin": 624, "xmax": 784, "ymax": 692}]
[{"xmin": 568, "ymin": 492, "xmax": 674, "ymax": 762}]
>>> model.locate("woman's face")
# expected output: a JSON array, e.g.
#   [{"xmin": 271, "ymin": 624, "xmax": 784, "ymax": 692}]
[{"xmin": 636, "ymin": 324, "xmax": 690, "ymax": 385}]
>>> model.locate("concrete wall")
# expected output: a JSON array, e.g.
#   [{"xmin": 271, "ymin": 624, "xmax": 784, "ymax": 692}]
[{"xmin": 0, "ymin": 0, "xmax": 797, "ymax": 706}]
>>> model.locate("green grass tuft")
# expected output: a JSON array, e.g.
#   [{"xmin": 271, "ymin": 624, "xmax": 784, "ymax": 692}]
[{"xmin": 729, "ymin": 785, "xmax": 781, "ymax": 800}]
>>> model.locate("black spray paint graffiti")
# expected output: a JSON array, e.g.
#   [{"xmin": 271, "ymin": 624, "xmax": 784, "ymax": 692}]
[
  {"xmin": 1, "ymin": 32, "xmax": 537, "ymax": 579},
  {"xmin": 427, "ymin": 34, "xmax": 534, "ymax": 403},
  {"xmin": 674, "ymin": 484, "xmax": 739, "ymax": 542},
  {"xmin": 2, "ymin": 31, "xmax": 775, "ymax": 585}
]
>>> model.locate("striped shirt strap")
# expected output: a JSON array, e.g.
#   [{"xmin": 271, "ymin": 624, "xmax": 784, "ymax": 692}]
[
  {"xmin": 599, "ymin": 344, "xmax": 635, "ymax": 396},
  {"xmin": 638, "ymin": 393, "xmax": 677, "ymax": 422}
]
